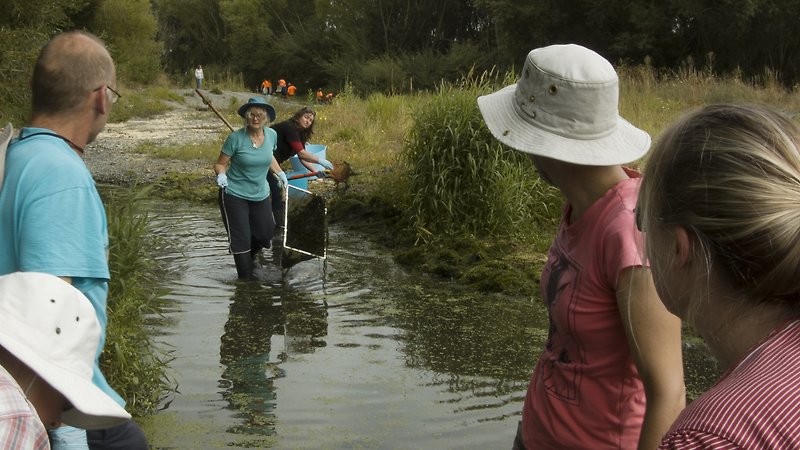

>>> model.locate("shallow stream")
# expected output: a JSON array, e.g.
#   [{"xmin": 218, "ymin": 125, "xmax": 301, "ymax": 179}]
[
  {"xmin": 138, "ymin": 200, "xmax": 545, "ymax": 449},
  {"xmin": 137, "ymin": 200, "xmax": 719, "ymax": 449}
]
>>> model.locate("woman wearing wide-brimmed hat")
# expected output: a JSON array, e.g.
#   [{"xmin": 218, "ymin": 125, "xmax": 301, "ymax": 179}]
[
  {"xmin": 213, "ymin": 96, "xmax": 287, "ymax": 279},
  {"xmin": 478, "ymin": 44, "xmax": 685, "ymax": 449}
]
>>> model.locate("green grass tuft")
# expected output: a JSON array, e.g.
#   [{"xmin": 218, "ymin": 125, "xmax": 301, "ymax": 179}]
[{"xmin": 101, "ymin": 185, "xmax": 177, "ymax": 416}]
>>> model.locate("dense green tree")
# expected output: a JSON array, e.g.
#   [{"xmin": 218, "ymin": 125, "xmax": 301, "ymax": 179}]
[
  {"xmin": 153, "ymin": 0, "xmax": 228, "ymax": 73},
  {"xmin": 93, "ymin": 0, "xmax": 163, "ymax": 84},
  {"xmin": 748, "ymin": 0, "xmax": 800, "ymax": 82},
  {"xmin": 5, "ymin": 0, "xmax": 800, "ymax": 111},
  {"xmin": 0, "ymin": 0, "xmax": 90, "ymax": 124},
  {"xmin": 218, "ymin": 0, "xmax": 279, "ymax": 88}
]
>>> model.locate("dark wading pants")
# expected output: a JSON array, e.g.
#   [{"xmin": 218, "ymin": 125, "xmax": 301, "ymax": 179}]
[
  {"xmin": 512, "ymin": 420, "xmax": 526, "ymax": 450},
  {"xmin": 267, "ymin": 171, "xmax": 286, "ymax": 228},
  {"xmin": 87, "ymin": 420, "xmax": 149, "ymax": 450},
  {"xmin": 218, "ymin": 189, "xmax": 275, "ymax": 278}
]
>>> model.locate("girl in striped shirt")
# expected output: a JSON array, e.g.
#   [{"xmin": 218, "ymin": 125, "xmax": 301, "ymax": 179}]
[{"xmin": 638, "ymin": 104, "xmax": 800, "ymax": 449}]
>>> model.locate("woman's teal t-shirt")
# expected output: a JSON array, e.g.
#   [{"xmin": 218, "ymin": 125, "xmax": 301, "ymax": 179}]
[{"xmin": 222, "ymin": 127, "xmax": 277, "ymax": 201}]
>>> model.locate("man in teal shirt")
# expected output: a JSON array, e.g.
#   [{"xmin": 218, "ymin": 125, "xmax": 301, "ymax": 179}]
[{"xmin": 0, "ymin": 31, "xmax": 147, "ymax": 449}]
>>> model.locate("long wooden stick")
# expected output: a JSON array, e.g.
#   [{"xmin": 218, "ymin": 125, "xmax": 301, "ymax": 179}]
[
  {"xmin": 195, "ymin": 89, "xmax": 234, "ymax": 132},
  {"xmin": 288, "ymin": 171, "xmax": 329, "ymax": 180}
]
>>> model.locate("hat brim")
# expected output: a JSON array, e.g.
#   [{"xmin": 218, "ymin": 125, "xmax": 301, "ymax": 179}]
[
  {"xmin": 478, "ymin": 84, "xmax": 651, "ymax": 166},
  {"xmin": 237, "ymin": 103, "xmax": 276, "ymax": 122},
  {"xmin": 0, "ymin": 123, "xmax": 13, "ymax": 186},
  {"xmin": 0, "ymin": 123, "xmax": 12, "ymax": 149},
  {"xmin": 0, "ymin": 331, "xmax": 131, "ymax": 430}
]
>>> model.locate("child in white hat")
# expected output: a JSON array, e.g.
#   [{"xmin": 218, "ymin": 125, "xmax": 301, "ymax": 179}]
[
  {"xmin": 0, "ymin": 272, "xmax": 131, "ymax": 448},
  {"xmin": 478, "ymin": 44, "xmax": 685, "ymax": 449}
]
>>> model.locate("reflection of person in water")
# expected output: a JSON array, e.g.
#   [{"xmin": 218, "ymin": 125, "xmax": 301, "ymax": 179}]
[
  {"xmin": 219, "ymin": 282, "xmax": 283, "ymax": 435},
  {"xmin": 219, "ymin": 283, "xmax": 328, "ymax": 435}
]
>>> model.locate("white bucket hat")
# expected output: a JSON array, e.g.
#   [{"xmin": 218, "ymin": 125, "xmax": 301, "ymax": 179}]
[
  {"xmin": 477, "ymin": 44, "xmax": 651, "ymax": 166},
  {"xmin": 0, "ymin": 272, "xmax": 131, "ymax": 429}
]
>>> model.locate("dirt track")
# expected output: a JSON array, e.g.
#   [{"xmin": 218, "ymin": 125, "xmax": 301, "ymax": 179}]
[{"xmin": 85, "ymin": 88, "xmax": 258, "ymax": 185}]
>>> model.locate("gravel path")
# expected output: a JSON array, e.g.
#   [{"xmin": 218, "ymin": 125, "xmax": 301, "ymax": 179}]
[{"xmin": 85, "ymin": 88, "xmax": 263, "ymax": 185}]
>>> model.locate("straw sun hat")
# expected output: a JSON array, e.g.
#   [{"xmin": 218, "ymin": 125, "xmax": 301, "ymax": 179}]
[
  {"xmin": 478, "ymin": 44, "xmax": 651, "ymax": 166},
  {"xmin": 0, "ymin": 272, "xmax": 131, "ymax": 429}
]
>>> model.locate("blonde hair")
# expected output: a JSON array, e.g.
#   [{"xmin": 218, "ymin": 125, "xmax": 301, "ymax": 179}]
[{"xmin": 640, "ymin": 104, "xmax": 800, "ymax": 309}]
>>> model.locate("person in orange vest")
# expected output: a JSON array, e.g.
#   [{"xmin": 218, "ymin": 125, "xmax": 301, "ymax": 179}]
[
  {"xmin": 261, "ymin": 79, "xmax": 272, "ymax": 95},
  {"xmin": 278, "ymin": 79, "xmax": 287, "ymax": 98},
  {"xmin": 287, "ymin": 83, "xmax": 296, "ymax": 97}
]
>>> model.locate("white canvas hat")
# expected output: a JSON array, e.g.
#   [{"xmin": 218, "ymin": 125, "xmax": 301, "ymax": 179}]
[
  {"xmin": 0, "ymin": 272, "xmax": 131, "ymax": 429},
  {"xmin": 478, "ymin": 44, "xmax": 651, "ymax": 166}
]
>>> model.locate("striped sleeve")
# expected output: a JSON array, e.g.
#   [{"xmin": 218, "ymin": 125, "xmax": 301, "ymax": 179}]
[
  {"xmin": 659, "ymin": 321, "xmax": 800, "ymax": 449},
  {"xmin": 0, "ymin": 416, "xmax": 50, "ymax": 450},
  {"xmin": 660, "ymin": 430, "xmax": 741, "ymax": 449},
  {"xmin": 0, "ymin": 367, "xmax": 50, "ymax": 450}
]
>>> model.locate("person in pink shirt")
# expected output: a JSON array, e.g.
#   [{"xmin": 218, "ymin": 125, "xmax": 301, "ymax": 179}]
[
  {"xmin": 478, "ymin": 44, "xmax": 685, "ymax": 449},
  {"xmin": 638, "ymin": 104, "xmax": 800, "ymax": 449}
]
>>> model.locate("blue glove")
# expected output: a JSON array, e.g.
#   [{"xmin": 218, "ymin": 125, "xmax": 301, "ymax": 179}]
[
  {"xmin": 318, "ymin": 158, "xmax": 334, "ymax": 170},
  {"xmin": 277, "ymin": 171, "xmax": 288, "ymax": 190},
  {"xmin": 216, "ymin": 173, "xmax": 228, "ymax": 188}
]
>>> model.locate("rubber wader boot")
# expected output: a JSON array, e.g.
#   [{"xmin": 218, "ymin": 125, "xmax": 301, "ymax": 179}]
[{"xmin": 233, "ymin": 252, "xmax": 254, "ymax": 279}]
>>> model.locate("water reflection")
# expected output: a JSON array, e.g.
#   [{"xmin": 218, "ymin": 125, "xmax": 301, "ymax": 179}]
[
  {"xmin": 219, "ymin": 247, "xmax": 330, "ymax": 438},
  {"xmin": 140, "ymin": 199, "xmax": 720, "ymax": 449},
  {"xmin": 219, "ymin": 282, "xmax": 284, "ymax": 436}
]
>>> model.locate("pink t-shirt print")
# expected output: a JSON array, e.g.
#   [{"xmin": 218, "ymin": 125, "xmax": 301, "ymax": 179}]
[{"xmin": 541, "ymin": 252, "xmax": 583, "ymax": 403}]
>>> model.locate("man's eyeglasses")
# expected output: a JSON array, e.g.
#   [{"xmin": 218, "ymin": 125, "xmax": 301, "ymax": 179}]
[{"xmin": 94, "ymin": 85, "xmax": 121, "ymax": 104}]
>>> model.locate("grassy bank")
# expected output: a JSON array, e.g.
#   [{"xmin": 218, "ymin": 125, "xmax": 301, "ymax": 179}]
[{"xmin": 102, "ymin": 186, "xmax": 176, "ymax": 417}]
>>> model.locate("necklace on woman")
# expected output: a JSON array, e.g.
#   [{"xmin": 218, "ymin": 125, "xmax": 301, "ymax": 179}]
[{"xmin": 249, "ymin": 132, "xmax": 264, "ymax": 148}]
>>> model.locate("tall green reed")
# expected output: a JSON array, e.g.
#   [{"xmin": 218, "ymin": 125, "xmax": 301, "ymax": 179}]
[
  {"xmin": 102, "ymin": 185, "xmax": 175, "ymax": 416},
  {"xmin": 403, "ymin": 72, "xmax": 562, "ymax": 244}
]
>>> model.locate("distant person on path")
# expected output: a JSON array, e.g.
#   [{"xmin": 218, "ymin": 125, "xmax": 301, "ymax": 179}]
[
  {"xmin": 478, "ymin": 44, "xmax": 685, "ymax": 449},
  {"xmin": 279, "ymin": 79, "xmax": 288, "ymax": 98},
  {"xmin": 268, "ymin": 107, "xmax": 333, "ymax": 227},
  {"xmin": 287, "ymin": 83, "xmax": 296, "ymax": 97},
  {"xmin": 0, "ymin": 272, "xmax": 132, "ymax": 448},
  {"xmin": 213, "ymin": 97, "xmax": 286, "ymax": 279},
  {"xmin": 0, "ymin": 30, "xmax": 149, "ymax": 450},
  {"xmin": 277, "ymin": 79, "xmax": 286, "ymax": 98},
  {"xmin": 195, "ymin": 64, "xmax": 204, "ymax": 89},
  {"xmin": 316, "ymin": 89, "xmax": 323, "ymax": 103},
  {"xmin": 261, "ymin": 79, "xmax": 272, "ymax": 95},
  {"xmin": 638, "ymin": 104, "xmax": 800, "ymax": 449}
]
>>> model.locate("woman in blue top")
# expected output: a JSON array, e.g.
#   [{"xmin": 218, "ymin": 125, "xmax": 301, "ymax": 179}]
[{"xmin": 213, "ymin": 97, "xmax": 288, "ymax": 279}]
